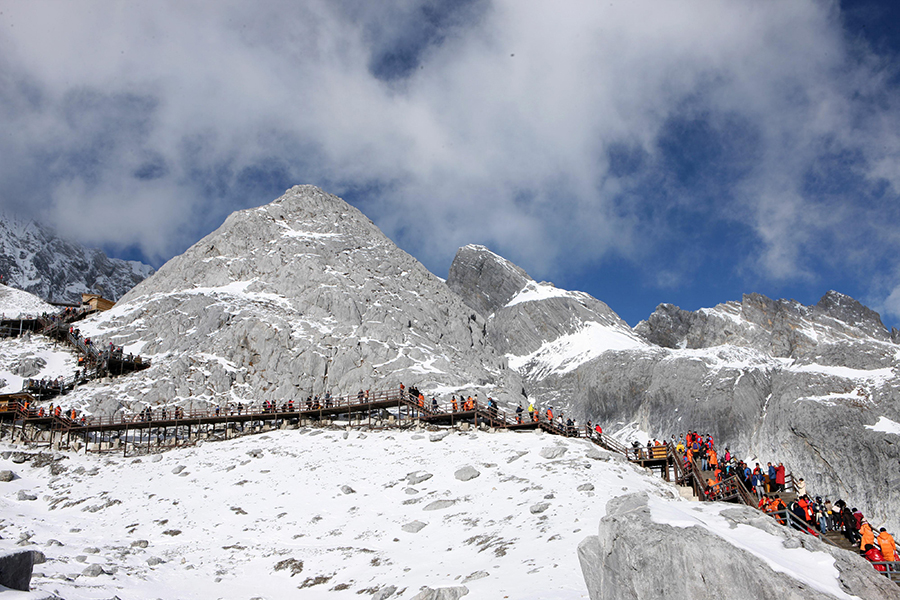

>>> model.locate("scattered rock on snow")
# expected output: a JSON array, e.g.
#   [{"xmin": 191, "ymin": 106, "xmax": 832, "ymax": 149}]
[
  {"xmin": 577, "ymin": 483, "xmax": 595, "ymax": 492},
  {"xmin": 530, "ymin": 502, "xmax": 550, "ymax": 514},
  {"xmin": 372, "ymin": 585, "xmax": 397, "ymax": 600},
  {"xmin": 131, "ymin": 540, "xmax": 149, "ymax": 548},
  {"xmin": 0, "ymin": 470, "xmax": 16, "ymax": 482},
  {"xmin": 462, "ymin": 571, "xmax": 489, "ymax": 583},
  {"xmin": 402, "ymin": 521, "xmax": 428, "ymax": 533},
  {"xmin": 81, "ymin": 564, "xmax": 106, "ymax": 577},
  {"xmin": 409, "ymin": 586, "xmax": 469, "ymax": 600},
  {"xmin": 146, "ymin": 556, "xmax": 165, "ymax": 566},
  {"xmin": 454, "ymin": 466, "xmax": 480, "ymax": 481},
  {"xmin": 407, "ymin": 472, "xmax": 433, "ymax": 485},
  {"xmin": 539, "ymin": 446, "xmax": 567, "ymax": 459},
  {"xmin": 429, "ymin": 431, "xmax": 450, "ymax": 442},
  {"xmin": 171, "ymin": 465, "xmax": 186, "ymax": 474},
  {"xmin": 246, "ymin": 449, "xmax": 264, "ymax": 458},
  {"xmin": 17, "ymin": 490, "xmax": 37, "ymax": 501},
  {"xmin": 341, "ymin": 485, "xmax": 356, "ymax": 495},
  {"xmin": 423, "ymin": 500, "xmax": 456, "ymax": 511},
  {"xmin": 83, "ymin": 547, "xmax": 100, "ymax": 554},
  {"xmin": 150, "ymin": 454, "xmax": 163, "ymax": 463}
]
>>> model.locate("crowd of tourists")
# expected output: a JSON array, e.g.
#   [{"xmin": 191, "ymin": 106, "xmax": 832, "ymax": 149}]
[{"xmin": 657, "ymin": 430, "xmax": 898, "ymax": 572}]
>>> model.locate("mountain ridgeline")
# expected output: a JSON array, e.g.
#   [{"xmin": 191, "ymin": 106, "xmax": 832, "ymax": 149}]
[{"xmin": 0, "ymin": 215, "xmax": 153, "ymax": 305}]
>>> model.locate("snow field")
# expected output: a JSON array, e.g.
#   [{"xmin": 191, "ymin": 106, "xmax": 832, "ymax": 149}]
[{"xmin": 0, "ymin": 427, "xmax": 674, "ymax": 600}]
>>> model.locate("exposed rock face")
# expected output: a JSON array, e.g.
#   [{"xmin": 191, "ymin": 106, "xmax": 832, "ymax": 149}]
[
  {"xmin": 447, "ymin": 245, "xmax": 531, "ymax": 316},
  {"xmin": 579, "ymin": 494, "xmax": 900, "ymax": 600},
  {"xmin": 446, "ymin": 244, "xmax": 644, "ymax": 401},
  {"xmin": 0, "ymin": 215, "xmax": 153, "ymax": 304},
  {"xmin": 635, "ymin": 291, "xmax": 893, "ymax": 357},
  {"xmin": 73, "ymin": 186, "xmax": 522, "ymax": 415},
  {"xmin": 0, "ymin": 548, "xmax": 40, "ymax": 591}
]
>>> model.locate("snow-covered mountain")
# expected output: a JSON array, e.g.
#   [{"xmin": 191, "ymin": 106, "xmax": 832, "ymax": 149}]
[
  {"xmin": 3, "ymin": 429, "xmax": 895, "ymax": 600},
  {"xmin": 66, "ymin": 186, "xmax": 522, "ymax": 417},
  {"xmin": 447, "ymin": 246, "xmax": 900, "ymax": 537},
  {"xmin": 0, "ymin": 215, "xmax": 153, "ymax": 305}
]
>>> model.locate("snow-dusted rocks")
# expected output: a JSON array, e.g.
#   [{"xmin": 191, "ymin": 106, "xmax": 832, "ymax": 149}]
[
  {"xmin": 540, "ymin": 446, "xmax": 568, "ymax": 459},
  {"xmin": 453, "ymin": 466, "xmax": 480, "ymax": 481},
  {"xmin": 72, "ymin": 185, "xmax": 522, "ymax": 415},
  {"xmin": 409, "ymin": 586, "xmax": 469, "ymax": 600},
  {"xmin": 579, "ymin": 493, "xmax": 900, "ymax": 600},
  {"xmin": 401, "ymin": 520, "xmax": 427, "ymax": 533}
]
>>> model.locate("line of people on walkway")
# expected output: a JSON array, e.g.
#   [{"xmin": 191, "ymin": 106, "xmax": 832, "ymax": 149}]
[{"xmin": 668, "ymin": 429, "xmax": 898, "ymax": 573}]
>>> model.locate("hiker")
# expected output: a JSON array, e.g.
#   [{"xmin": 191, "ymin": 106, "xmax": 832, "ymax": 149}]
[
  {"xmin": 864, "ymin": 544, "xmax": 887, "ymax": 572},
  {"xmin": 878, "ymin": 528, "xmax": 896, "ymax": 562},
  {"xmin": 431, "ymin": 397, "xmax": 438, "ymax": 412},
  {"xmin": 860, "ymin": 519, "xmax": 876, "ymax": 551},
  {"xmin": 515, "ymin": 404, "xmax": 523, "ymax": 424},
  {"xmin": 451, "ymin": 396, "xmax": 458, "ymax": 412},
  {"xmin": 795, "ymin": 477, "xmax": 807, "ymax": 497},
  {"xmin": 775, "ymin": 463, "xmax": 786, "ymax": 492},
  {"xmin": 767, "ymin": 463, "xmax": 776, "ymax": 493}
]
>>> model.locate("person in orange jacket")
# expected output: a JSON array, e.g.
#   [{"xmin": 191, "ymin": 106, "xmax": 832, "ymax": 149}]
[
  {"xmin": 708, "ymin": 448, "xmax": 718, "ymax": 470},
  {"xmin": 859, "ymin": 520, "xmax": 876, "ymax": 551},
  {"xmin": 877, "ymin": 528, "xmax": 896, "ymax": 562},
  {"xmin": 546, "ymin": 407, "xmax": 553, "ymax": 422}
]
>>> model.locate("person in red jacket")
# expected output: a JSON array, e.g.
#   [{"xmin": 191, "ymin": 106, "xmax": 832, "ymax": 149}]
[
  {"xmin": 864, "ymin": 544, "xmax": 887, "ymax": 572},
  {"xmin": 775, "ymin": 463, "xmax": 786, "ymax": 492}
]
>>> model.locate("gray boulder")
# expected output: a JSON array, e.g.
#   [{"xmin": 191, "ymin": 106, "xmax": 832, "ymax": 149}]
[
  {"xmin": 454, "ymin": 466, "xmax": 480, "ymax": 481},
  {"xmin": 16, "ymin": 490, "xmax": 37, "ymax": 501},
  {"xmin": 0, "ymin": 549, "xmax": 40, "ymax": 591},
  {"xmin": 529, "ymin": 502, "xmax": 550, "ymax": 514},
  {"xmin": 0, "ymin": 470, "xmax": 15, "ymax": 482},
  {"xmin": 372, "ymin": 585, "xmax": 397, "ymax": 600},
  {"xmin": 81, "ymin": 564, "xmax": 106, "ymax": 577},
  {"xmin": 407, "ymin": 472, "xmax": 433, "ymax": 486},
  {"xmin": 409, "ymin": 586, "xmax": 469, "ymax": 600},
  {"xmin": 423, "ymin": 500, "xmax": 455, "ymax": 511},
  {"xmin": 578, "ymin": 493, "xmax": 900, "ymax": 600},
  {"xmin": 539, "ymin": 446, "xmax": 568, "ymax": 460},
  {"xmin": 402, "ymin": 521, "xmax": 427, "ymax": 533}
]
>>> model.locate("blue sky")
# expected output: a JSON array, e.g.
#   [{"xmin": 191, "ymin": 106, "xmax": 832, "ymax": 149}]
[{"xmin": 2, "ymin": 1, "xmax": 900, "ymax": 327}]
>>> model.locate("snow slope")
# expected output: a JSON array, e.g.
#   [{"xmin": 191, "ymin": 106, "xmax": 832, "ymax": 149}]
[
  {"xmin": 1, "ymin": 426, "xmax": 883, "ymax": 600},
  {"xmin": 0, "ymin": 336, "xmax": 79, "ymax": 393},
  {"xmin": 0, "ymin": 286, "xmax": 55, "ymax": 320},
  {"xmin": 1, "ymin": 429, "xmax": 673, "ymax": 600}
]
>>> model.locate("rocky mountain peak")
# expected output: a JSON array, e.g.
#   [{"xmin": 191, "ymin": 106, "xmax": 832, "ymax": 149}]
[
  {"xmin": 446, "ymin": 244, "xmax": 532, "ymax": 316},
  {"xmin": 80, "ymin": 185, "xmax": 521, "ymax": 413},
  {"xmin": 814, "ymin": 289, "xmax": 888, "ymax": 337}
]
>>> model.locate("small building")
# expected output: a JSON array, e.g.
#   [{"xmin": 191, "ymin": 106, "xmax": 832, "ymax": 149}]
[{"xmin": 81, "ymin": 294, "xmax": 115, "ymax": 312}]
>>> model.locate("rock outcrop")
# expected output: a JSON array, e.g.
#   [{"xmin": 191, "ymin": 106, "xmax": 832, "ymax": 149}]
[
  {"xmin": 0, "ymin": 548, "xmax": 42, "ymax": 591},
  {"xmin": 579, "ymin": 493, "xmax": 900, "ymax": 600}
]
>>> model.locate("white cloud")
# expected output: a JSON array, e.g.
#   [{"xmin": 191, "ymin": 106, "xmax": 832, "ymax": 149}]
[{"xmin": 0, "ymin": 0, "xmax": 898, "ymax": 299}]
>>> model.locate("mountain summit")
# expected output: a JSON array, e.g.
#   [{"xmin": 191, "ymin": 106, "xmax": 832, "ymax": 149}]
[{"xmin": 77, "ymin": 186, "xmax": 521, "ymax": 412}]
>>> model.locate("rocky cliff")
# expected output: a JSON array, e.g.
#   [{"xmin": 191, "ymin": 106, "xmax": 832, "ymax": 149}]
[
  {"xmin": 579, "ymin": 493, "xmax": 900, "ymax": 600},
  {"xmin": 0, "ymin": 215, "xmax": 153, "ymax": 304},
  {"xmin": 71, "ymin": 186, "xmax": 522, "ymax": 415}
]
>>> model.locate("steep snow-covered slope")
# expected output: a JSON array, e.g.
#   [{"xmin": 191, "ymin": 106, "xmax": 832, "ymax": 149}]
[
  {"xmin": 0, "ymin": 216, "xmax": 153, "ymax": 305},
  {"xmin": 1, "ymin": 429, "xmax": 673, "ymax": 600},
  {"xmin": 2, "ymin": 428, "xmax": 890, "ymax": 600},
  {"xmin": 68, "ymin": 186, "xmax": 522, "ymax": 417}
]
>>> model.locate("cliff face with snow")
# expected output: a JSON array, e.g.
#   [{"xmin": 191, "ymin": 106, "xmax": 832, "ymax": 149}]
[
  {"xmin": 69, "ymin": 186, "xmax": 522, "ymax": 416},
  {"xmin": 0, "ymin": 216, "xmax": 153, "ymax": 304},
  {"xmin": 447, "ymin": 246, "xmax": 900, "ymax": 536}
]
